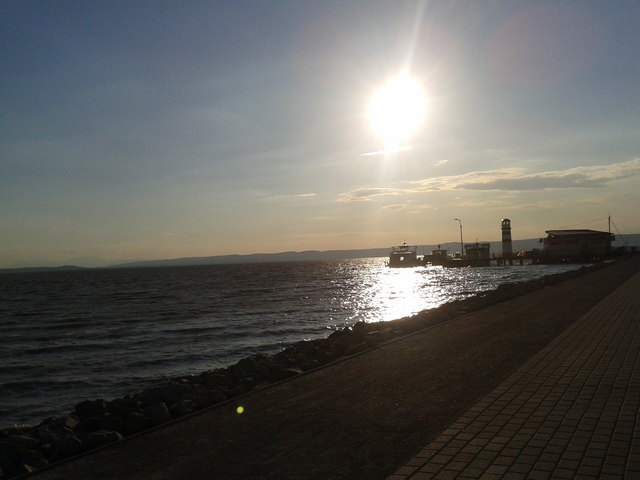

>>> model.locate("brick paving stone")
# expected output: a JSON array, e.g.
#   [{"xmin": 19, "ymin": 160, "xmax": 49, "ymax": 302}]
[
  {"xmin": 460, "ymin": 445, "xmax": 482, "ymax": 455},
  {"xmin": 501, "ymin": 473, "xmax": 525, "ymax": 480},
  {"xmin": 601, "ymin": 463, "xmax": 626, "ymax": 475},
  {"xmin": 419, "ymin": 463, "xmax": 442, "ymax": 474},
  {"xmin": 395, "ymin": 466, "xmax": 420, "ymax": 476},
  {"xmin": 451, "ymin": 453, "xmax": 475, "ymax": 464},
  {"xmin": 417, "ymin": 447, "xmax": 440, "ymax": 458},
  {"xmin": 524, "ymin": 470, "xmax": 550, "ymax": 480},
  {"xmin": 432, "ymin": 469, "xmax": 458, "ymax": 480},
  {"xmin": 476, "ymin": 451, "xmax": 499, "ymax": 462},
  {"xmin": 458, "ymin": 466, "xmax": 485, "ymax": 478},
  {"xmin": 444, "ymin": 461, "xmax": 467, "ymax": 473},
  {"xmin": 577, "ymin": 464, "xmax": 601, "ymax": 477},
  {"xmin": 430, "ymin": 454, "xmax": 453, "ymax": 465},
  {"xmin": 538, "ymin": 452, "xmax": 561, "ymax": 463},
  {"xmin": 508, "ymin": 463, "xmax": 532, "ymax": 474},
  {"xmin": 605, "ymin": 455, "xmax": 628, "ymax": 466},
  {"xmin": 557, "ymin": 459, "xmax": 580, "ymax": 470},
  {"xmin": 407, "ymin": 473, "xmax": 434, "ymax": 480},
  {"xmin": 405, "ymin": 457, "xmax": 429, "ymax": 468},
  {"xmin": 389, "ymin": 269, "xmax": 640, "ymax": 479},
  {"xmin": 552, "ymin": 467, "xmax": 577, "ymax": 479},
  {"xmin": 533, "ymin": 460, "xmax": 556, "ymax": 472},
  {"xmin": 440, "ymin": 447, "xmax": 461, "ymax": 457}
]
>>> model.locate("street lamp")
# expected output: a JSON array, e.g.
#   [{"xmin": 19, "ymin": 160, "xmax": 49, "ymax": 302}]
[{"xmin": 454, "ymin": 218, "xmax": 464, "ymax": 258}]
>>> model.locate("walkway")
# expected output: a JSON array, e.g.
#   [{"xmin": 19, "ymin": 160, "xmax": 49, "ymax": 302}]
[{"xmin": 389, "ymin": 269, "xmax": 640, "ymax": 479}]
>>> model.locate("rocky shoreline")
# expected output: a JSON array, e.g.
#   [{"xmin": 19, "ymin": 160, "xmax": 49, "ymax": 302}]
[{"xmin": 0, "ymin": 263, "xmax": 610, "ymax": 479}]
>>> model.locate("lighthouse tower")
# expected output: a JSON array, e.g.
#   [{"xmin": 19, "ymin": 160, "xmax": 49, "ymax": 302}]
[{"xmin": 501, "ymin": 218, "xmax": 513, "ymax": 258}]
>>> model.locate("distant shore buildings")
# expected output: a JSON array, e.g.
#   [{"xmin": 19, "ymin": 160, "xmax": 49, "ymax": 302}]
[
  {"xmin": 395, "ymin": 218, "xmax": 626, "ymax": 268},
  {"xmin": 542, "ymin": 229, "xmax": 615, "ymax": 263}
]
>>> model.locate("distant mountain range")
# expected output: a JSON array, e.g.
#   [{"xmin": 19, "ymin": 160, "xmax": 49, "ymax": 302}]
[
  {"xmin": 105, "ymin": 238, "xmax": 551, "ymax": 269},
  {"xmin": 2, "ymin": 234, "xmax": 637, "ymax": 273}
]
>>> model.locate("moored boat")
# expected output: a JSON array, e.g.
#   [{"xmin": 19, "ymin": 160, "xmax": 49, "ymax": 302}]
[{"xmin": 388, "ymin": 242, "xmax": 423, "ymax": 267}]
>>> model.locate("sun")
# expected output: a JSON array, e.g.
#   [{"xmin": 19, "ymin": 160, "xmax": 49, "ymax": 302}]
[{"xmin": 367, "ymin": 74, "xmax": 426, "ymax": 151}]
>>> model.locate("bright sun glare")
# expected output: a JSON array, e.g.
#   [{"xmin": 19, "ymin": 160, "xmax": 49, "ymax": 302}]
[{"xmin": 367, "ymin": 73, "xmax": 426, "ymax": 152}]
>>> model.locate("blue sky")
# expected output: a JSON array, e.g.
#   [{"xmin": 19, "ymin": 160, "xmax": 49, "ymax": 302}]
[{"xmin": 2, "ymin": 1, "xmax": 639, "ymax": 267}]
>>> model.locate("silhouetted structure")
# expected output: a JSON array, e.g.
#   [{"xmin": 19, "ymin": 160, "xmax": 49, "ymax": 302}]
[
  {"xmin": 542, "ymin": 229, "xmax": 614, "ymax": 263},
  {"xmin": 426, "ymin": 247, "xmax": 448, "ymax": 266},
  {"xmin": 501, "ymin": 219, "xmax": 513, "ymax": 258},
  {"xmin": 464, "ymin": 242, "xmax": 491, "ymax": 266},
  {"xmin": 388, "ymin": 243, "xmax": 421, "ymax": 267}
]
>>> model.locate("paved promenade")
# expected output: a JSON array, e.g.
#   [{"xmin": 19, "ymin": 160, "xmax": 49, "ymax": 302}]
[{"xmin": 390, "ymin": 269, "xmax": 640, "ymax": 479}]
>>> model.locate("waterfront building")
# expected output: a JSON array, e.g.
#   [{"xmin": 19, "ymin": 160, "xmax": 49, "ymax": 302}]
[{"xmin": 542, "ymin": 229, "xmax": 614, "ymax": 262}]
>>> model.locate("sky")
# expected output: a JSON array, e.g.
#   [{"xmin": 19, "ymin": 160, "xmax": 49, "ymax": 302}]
[{"xmin": 2, "ymin": 1, "xmax": 639, "ymax": 268}]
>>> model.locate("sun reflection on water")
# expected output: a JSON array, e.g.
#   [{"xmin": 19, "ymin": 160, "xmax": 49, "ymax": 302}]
[
  {"xmin": 339, "ymin": 259, "xmax": 577, "ymax": 325},
  {"xmin": 341, "ymin": 260, "xmax": 440, "ymax": 324},
  {"xmin": 368, "ymin": 267, "xmax": 428, "ymax": 322}
]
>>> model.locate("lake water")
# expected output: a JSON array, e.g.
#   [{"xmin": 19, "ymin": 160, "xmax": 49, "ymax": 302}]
[{"xmin": 0, "ymin": 258, "xmax": 583, "ymax": 426}]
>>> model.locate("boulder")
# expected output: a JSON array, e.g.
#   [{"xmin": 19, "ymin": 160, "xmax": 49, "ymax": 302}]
[
  {"xmin": 169, "ymin": 399, "xmax": 194, "ymax": 418},
  {"xmin": 49, "ymin": 435, "xmax": 84, "ymax": 462},
  {"xmin": 199, "ymin": 389, "xmax": 226, "ymax": 407},
  {"xmin": 137, "ymin": 383, "xmax": 196, "ymax": 407},
  {"xmin": 351, "ymin": 321, "xmax": 369, "ymax": 335},
  {"xmin": 3, "ymin": 462, "xmax": 34, "ymax": 478},
  {"xmin": 31, "ymin": 415, "xmax": 79, "ymax": 458},
  {"xmin": 106, "ymin": 397, "xmax": 139, "ymax": 420},
  {"xmin": 21, "ymin": 453, "xmax": 48, "ymax": 470},
  {"xmin": 198, "ymin": 371, "xmax": 231, "ymax": 389},
  {"xmin": 77, "ymin": 416, "xmax": 102, "ymax": 433},
  {"xmin": 142, "ymin": 403, "xmax": 172, "ymax": 427},
  {"xmin": 0, "ymin": 434, "xmax": 40, "ymax": 458},
  {"xmin": 74, "ymin": 399, "xmax": 107, "ymax": 418},
  {"xmin": 96, "ymin": 413, "xmax": 126, "ymax": 434},
  {"xmin": 124, "ymin": 412, "xmax": 150, "ymax": 436}
]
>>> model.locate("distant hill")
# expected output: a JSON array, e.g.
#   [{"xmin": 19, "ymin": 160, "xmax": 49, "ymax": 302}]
[
  {"xmin": 108, "ymin": 238, "xmax": 551, "ymax": 269},
  {"xmin": 0, "ymin": 265, "xmax": 86, "ymax": 274},
  {"xmin": 108, "ymin": 248, "xmax": 391, "ymax": 268}
]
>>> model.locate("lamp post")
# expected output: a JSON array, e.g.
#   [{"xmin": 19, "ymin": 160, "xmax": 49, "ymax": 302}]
[{"xmin": 454, "ymin": 218, "xmax": 464, "ymax": 258}]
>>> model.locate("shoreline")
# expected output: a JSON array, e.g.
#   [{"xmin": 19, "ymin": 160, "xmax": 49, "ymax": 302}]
[{"xmin": 2, "ymin": 257, "xmax": 639, "ymax": 479}]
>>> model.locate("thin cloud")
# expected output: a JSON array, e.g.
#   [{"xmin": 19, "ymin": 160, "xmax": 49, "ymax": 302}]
[
  {"xmin": 434, "ymin": 159, "xmax": 449, "ymax": 166},
  {"xmin": 456, "ymin": 200, "xmax": 505, "ymax": 208},
  {"xmin": 269, "ymin": 193, "xmax": 317, "ymax": 200},
  {"xmin": 414, "ymin": 158, "xmax": 640, "ymax": 192},
  {"xmin": 338, "ymin": 158, "xmax": 640, "ymax": 201},
  {"xmin": 337, "ymin": 187, "xmax": 403, "ymax": 202},
  {"xmin": 361, "ymin": 146, "xmax": 414, "ymax": 156}
]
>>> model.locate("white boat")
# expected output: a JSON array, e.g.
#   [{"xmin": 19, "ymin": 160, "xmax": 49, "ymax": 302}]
[{"xmin": 388, "ymin": 242, "xmax": 422, "ymax": 268}]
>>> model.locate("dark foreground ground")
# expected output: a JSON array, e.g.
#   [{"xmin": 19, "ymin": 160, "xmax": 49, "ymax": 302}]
[{"xmin": 31, "ymin": 257, "xmax": 640, "ymax": 480}]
